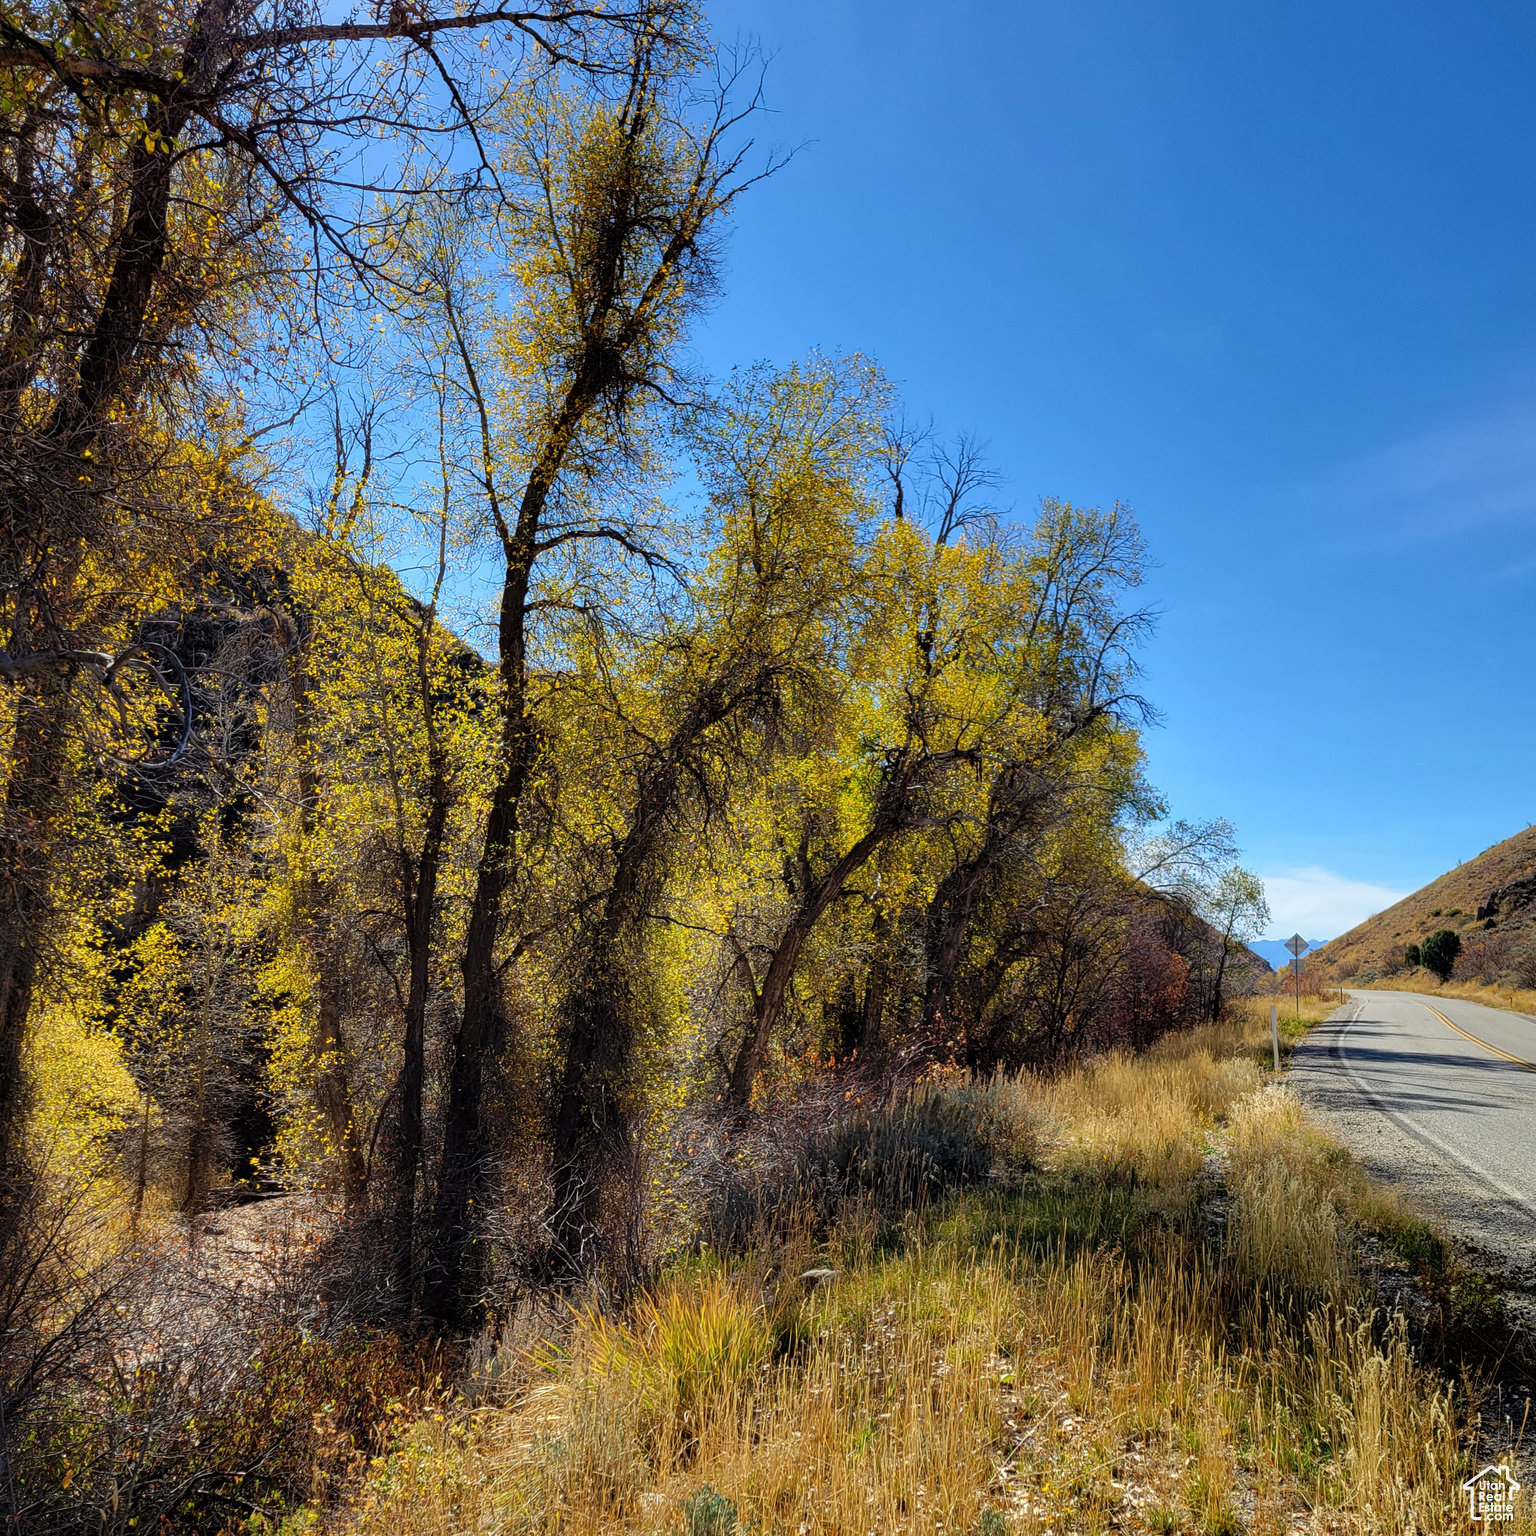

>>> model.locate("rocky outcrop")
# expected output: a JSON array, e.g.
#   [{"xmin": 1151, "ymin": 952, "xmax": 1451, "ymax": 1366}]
[{"xmin": 1476, "ymin": 875, "xmax": 1536, "ymax": 922}]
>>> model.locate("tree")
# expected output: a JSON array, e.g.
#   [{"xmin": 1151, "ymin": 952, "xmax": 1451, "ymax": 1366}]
[
  {"xmin": 412, "ymin": 35, "xmax": 777, "ymax": 1318},
  {"xmin": 0, "ymin": 0, "xmax": 676, "ymax": 1177},
  {"xmin": 1198, "ymin": 867, "xmax": 1270, "ymax": 1021},
  {"xmin": 912, "ymin": 501, "xmax": 1153, "ymax": 1049},
  {"xmin": 1421, "ymin": 928, "xmax": 1460, "ymax": 982},
  {"xmin": 1131, "ymin": 819, "xmax": 1267, "ymax": 1022}
]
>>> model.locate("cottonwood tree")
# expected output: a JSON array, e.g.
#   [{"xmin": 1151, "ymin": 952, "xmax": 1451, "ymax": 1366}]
[
  {"xmin": 906, "ymin": 502, "xmax": 1152, "ymax": 1049},
  {"xmin": 1130, "ymin": 818, "xmax": 1267, "ymax": 1020},
  {"xmin": 0, "ymin": 0, "xmax": 681, "ymax": 1176},
  {"xmin": 717, "ymin": 429, "xmax": 1015, "ymax": 1105},
  {"xmin": 245, "ymin": 467, "xmax": 493, "ymax": 1299},
  {"xmin": 1196, "ymin": 868, "xmax": 1269, "ymax": 1020},
  {"xmin": 543, "ymin": 355, "xmax": 886, "ymax": 1267},
  {"xmin": 716, "ymin": 498, "xmax": 1153, "ymax": 1102},
  {"xmin": 392, "ymin": 32, "xmax": 779, "ymax": 1318}
]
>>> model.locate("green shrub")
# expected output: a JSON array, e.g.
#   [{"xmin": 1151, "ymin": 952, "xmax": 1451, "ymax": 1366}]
[
  {"xmin": 1420, "ymin": 929, "xmax": 1460, "ymax": 982},
  {"xmin": 681, "ymin": 1483, "xmax": 738, "ymax": 1535},
  {"xmin": 1402, "ymin": 942, "xmax": 1421, "ymax": 969},
  {"xmin": 16, "ymin": 1322, "xmax": 443, "ymax": 1532},
  {"xmin": 804, "ymin": 1087, "xmax": 993, "ymax": 1204},
  {"xmin": 1394, "ymin": 1218, "xmax": 1447, "ymax": 1277}
]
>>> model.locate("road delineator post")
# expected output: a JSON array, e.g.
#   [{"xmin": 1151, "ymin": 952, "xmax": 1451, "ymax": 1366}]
[{"xmin": 1271, "ymin": 1004, "xmax": 1279, "ymax": 1071}]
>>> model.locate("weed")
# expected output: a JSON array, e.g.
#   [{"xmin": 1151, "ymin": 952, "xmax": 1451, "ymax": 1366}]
[
  {"xmin": 1200, "ymin": 1504, "xmax": 1244, "ymax": 1536},
  {"xmin": 1394, "ymin": 1217, "xmax": 1448, "ymax": 1277},
  {"xmin": 564, "ymin": 1275, "xmax": 769, "ymax": 1462},
  {"xmin": 681, "ymin": 1483, "xmax": 737, "ymax": 1535},
  {"xmin": 1224, "ymin": 1086, "xmax": 1354, "ymax": 1309}
]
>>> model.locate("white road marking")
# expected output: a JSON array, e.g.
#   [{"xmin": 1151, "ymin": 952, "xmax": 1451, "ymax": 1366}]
[{"xmin": 1324, "ymin": 1000, "xmax": 1536, "ymax": 1222}]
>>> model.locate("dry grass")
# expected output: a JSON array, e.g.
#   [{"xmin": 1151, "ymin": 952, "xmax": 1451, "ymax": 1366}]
[
  {"xmin": 1362, "ymin": 973, "xmax": 1536, "ymax": 1017},
  {"xmin": 328, "ymin": 1010, "xmax": 1521, "ymax": 1536}
]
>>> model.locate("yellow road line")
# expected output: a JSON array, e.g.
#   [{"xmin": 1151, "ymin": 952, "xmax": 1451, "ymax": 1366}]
[{"xmin": 1422, "ymin": 1002, "xmax": 1536, "ymax": 1072}]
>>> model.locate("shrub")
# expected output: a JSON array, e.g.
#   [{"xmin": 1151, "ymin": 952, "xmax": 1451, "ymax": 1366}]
[
  {"xmin": 682, "ymin": 1484, "xmax": 739, "ymax": 1535},
  {"xmin": 14, "ymin": 1316, "xmax": 444, "ymax": 1531},
  {"xmin": 1402, "ymin": 942, "xmax": 1421, "ymax": 969},
  {"xmin": 803, "ymin": 1085, "xmax": 993, "ymax": 1205},
  {"xmin": 1420, "ymin": 929, "xmax": 1460, "ymax": 982},
  {"xmin": 1394, "ymin": 1217, "xmax": 1447, "ymax": 1278},
  {"xmin": 703, "ymin": 1075, "xmax": 1037, "ymax": 1249},
  {"xmin": 1515, "ymin": 948, "xmax": 1536, "ymax": 989},
  {"xmin": 809, "ymin": 1073, "xmax": 1038, "ymax": 1198},
  {"xmin": 1453, "ymin": 930, "xmax": 1510, "ymax": 983}
]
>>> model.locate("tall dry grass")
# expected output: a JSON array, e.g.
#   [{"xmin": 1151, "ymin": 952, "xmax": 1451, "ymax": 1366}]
[{"xmin": 331, "ymin": 1009, "xmax": 1511, "ymax": 1536}]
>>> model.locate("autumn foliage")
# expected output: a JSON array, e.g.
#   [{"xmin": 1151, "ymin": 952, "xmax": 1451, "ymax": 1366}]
[{"xmin": 0, "ymin": 3, "xmax": 1274, "ymax": 1528}]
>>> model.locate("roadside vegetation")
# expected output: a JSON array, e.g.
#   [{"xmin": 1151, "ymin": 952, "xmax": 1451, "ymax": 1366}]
[{"xmin": 327, "ymin": 996, "xmax": 1518, "ymax": 1536}]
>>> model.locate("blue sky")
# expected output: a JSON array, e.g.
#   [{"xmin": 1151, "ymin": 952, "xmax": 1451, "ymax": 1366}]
[{"xmin": 685, "ymin": 0, "xmax": 1536, "ymax": 939}]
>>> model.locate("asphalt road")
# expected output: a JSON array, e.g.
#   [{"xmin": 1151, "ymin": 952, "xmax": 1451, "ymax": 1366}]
[{"xmin": 1291, "ymin": 988, "xmax": 1536, "ymax": 1289}]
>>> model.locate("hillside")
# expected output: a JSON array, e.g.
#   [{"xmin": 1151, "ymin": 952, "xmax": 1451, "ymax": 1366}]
[{"xmin": 1308, "ymin": 823, "xmax": 1536, "ymax": 983}]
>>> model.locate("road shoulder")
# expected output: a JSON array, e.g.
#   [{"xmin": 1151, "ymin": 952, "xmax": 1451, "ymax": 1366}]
[{"xmin": 1290, "ymin": 998, "xmax": 1536, "ymax": 1329}]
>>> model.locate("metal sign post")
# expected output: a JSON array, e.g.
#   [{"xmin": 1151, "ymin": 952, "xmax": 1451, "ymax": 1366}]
[{"xmin": 1286, "ymin": 933, "xmax": 1307, "ymax": 1021}]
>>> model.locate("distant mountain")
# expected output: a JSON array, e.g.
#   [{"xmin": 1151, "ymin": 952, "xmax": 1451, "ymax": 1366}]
[
  {"xmin": 1247, "ymin": 938, "xmax": 1329, "ymax": 970},
  {"xmin": 1307, "ymin": 824, "xmax": 1536, "ymax": 983}
]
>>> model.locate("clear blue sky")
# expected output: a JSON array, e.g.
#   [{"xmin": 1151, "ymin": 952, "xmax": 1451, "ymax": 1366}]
[{"xmin": 687, "ymin": 0, "xmax": 1536, "ymax": 939}]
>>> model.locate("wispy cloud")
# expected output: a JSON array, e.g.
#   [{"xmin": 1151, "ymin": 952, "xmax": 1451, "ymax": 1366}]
[
  {"xmin": 1259, "ymin": 866, "xmax": 1407, "ymax": 941},
  {"xmin": 1306, "ymin": 395, "xmax": 1536, "ymax": 546}
]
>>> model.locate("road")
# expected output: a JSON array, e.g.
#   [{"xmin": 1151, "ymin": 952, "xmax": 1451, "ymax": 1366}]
[{"xmin": 1290, "ymin": 988, "xmax": 1536, "ymax": 1293}]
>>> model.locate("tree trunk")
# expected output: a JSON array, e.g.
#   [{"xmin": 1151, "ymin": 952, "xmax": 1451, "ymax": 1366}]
[
  {"xmin": 313, "ymin": 965, "xmax": 366, "ymax": 1204},
  {"xmin": 920, "ymin": 853, "xmax": 992, "ymax": 1044},
  {"xmin": 423, "ymin": 69, "xmax": 731, "ymax": 1314},
  {"xmin": 278, "ymin": 609, "xmax": 368, "ymax": 1208},
  {"xmin": 1209, "ymin": 935, "xmax": 1231, "ymax": 1024},
  {"xmin": 390, "ymin": 755, "xmax": 449, "ymax": 1306},
  {"xmin": 547, "ymin": 678, "xmax": 748, "ymax": 1274},
  {"xmin": 859, "ymin": 963, "xmax": 887, "ymax": 1049},
  {"xmin": 920, "ymin": 772, "xmax": 1056, "ymax": 1047},
  {"xmin": 426, "ymin": 543, "xmax": 538, "ymax": 1321},
  {"xmin": 184, "ymin": 966, "xmax": 211, "ymax": 1215},
  {"xmin": 726, "ymin": 828, "xmax": 890, "ymax": 1109},
  {"xmin": 425, "ymin": 755, "xmax": 526, "ymax": 1320},
  {"xmin": 0, "ymin": 691, "xmax": 65, "ymax": 1179},
  {"xmin": 548, "ymin": 969, "xmax": 636, "ymax": 1274}
]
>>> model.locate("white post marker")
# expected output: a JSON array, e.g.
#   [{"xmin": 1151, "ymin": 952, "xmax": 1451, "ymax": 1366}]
[{"xmin": 1270, "ymin": 1003, "xmax": 1279, "ymax": 1071}]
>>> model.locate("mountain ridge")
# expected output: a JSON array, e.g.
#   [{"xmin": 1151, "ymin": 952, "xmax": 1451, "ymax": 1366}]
[
  {"xmin": 1248, "ymin": 938, "xmax": 1328, "ymax": 969},
  {"xmin": 1305, "ymin": 824, "xmax": 1536, "ymax": 983}
]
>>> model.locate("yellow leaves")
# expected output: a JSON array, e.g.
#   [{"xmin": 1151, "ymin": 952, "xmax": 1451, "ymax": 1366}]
[{"xmin": 26, "ymin": 1000, "xmax": 139, "ymax": 1186}]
